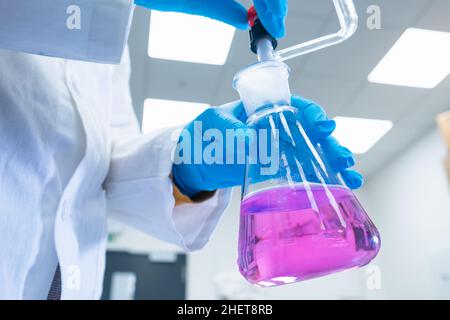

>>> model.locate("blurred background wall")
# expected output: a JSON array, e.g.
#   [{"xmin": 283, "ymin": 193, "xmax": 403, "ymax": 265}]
[{"xmin": 359, "ymin": 127, "xmax": 450, "ymax": 299}]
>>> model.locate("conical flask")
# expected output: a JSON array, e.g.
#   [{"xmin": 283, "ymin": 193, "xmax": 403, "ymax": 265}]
[{"xmin": 233, "ymin": 60, "xmax": 381, "ymax": 287}]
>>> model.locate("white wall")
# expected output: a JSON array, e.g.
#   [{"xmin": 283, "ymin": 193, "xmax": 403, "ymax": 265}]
[{"xmin": 357, "ymin": 127, "xmax": 450, "ymax": 299}]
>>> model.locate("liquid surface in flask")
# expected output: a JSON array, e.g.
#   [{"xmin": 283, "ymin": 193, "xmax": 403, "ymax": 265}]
[{"xmin": 238, "ymin": 183, "xmax": 380, "ymax": 287}]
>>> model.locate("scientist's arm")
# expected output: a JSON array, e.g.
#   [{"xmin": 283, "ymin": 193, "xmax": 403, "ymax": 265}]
[
  {"xmin": 0, "ymin": 0, "xmax": 134, "ymax": 63},
  {"xmin": 105, "ymin": 48, "xmax": 232, "ymax": 251}
]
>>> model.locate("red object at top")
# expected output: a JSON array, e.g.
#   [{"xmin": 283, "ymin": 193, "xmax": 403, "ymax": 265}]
[{"xmin": 247, "ymin": 6, "xmax": 258, "ymax": 28}]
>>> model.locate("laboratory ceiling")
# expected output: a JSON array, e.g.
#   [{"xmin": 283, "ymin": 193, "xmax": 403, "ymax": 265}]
[{"xmin": 127, "ymin": 0, "xmax": 450, "ymax": 178}]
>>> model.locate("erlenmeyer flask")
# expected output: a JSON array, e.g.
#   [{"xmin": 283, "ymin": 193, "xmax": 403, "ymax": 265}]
[{"xmin": 233, "ymin": 60, "xmax": 381, "ymax": 287}]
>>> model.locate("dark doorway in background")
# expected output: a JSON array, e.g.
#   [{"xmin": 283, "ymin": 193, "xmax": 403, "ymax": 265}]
[{"xmin": 101, "ymin": 251, "xmax": 186, "ymax": 300}]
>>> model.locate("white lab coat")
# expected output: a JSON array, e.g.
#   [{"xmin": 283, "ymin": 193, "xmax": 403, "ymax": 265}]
[
  {"xmin": 0, "ymin": 1, "xmax": 232, "ymax": 299},
  {"xmin": 0, "ymin": 0, "xmax": 134, "ymax": 64}
]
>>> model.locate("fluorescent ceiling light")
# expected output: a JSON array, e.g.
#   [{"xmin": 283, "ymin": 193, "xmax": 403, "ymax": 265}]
[
  {"xmin": 142, "ymin": 98, "xmax": 209, "ymax": 133},
  {"xmin": 333, "ymin": 117, "xmax": 393, "ymax": 154},
  {"xmin": 368, "ymin": 28, "xmax": 450, "ymax": 89},
  {"xmin": 148, "ymin": 11, "xmax": 235, "ymax": 65}
]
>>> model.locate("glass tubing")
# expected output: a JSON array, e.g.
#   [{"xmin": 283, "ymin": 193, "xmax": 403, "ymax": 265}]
[{"xmin": 257, "ymin": 0, "xmax": 358, "ymax": 62}]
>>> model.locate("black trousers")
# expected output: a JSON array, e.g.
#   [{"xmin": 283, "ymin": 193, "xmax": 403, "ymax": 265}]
[{"xmin": 47, "ymin": 265, "xmax": 61, "ymax": 300}]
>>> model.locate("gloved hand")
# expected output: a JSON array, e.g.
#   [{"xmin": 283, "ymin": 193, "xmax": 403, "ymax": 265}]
[
  {"xmin": 253, "ymin": 0, "xmax": 288, "ymax": 38},
  {"xmin": 135, "ymin": 0, "xmax": 288, "ymax": 38},
  {"xmin": 172, "ymin": 96, "xmax": 363, "ymax": 198}
]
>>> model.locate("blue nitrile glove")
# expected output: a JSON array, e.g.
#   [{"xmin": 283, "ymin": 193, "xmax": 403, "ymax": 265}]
[
  {"xmin": 134, "ymin": 0, "xmax": 288, "ymax": 38},
  {"xmin": 253, "ymin": 0, "xmax": 288, "ymax": 38},
  {"xmin": 172, "ymin": 96, "xmax": 363, "ymax": 198}
]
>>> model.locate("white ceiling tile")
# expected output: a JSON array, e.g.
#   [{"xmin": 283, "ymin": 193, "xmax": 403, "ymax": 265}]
[
  {"xmin": 148, "ymin": 11, "xmax": 235, "ymax": 65},
  {"xmin": 145, "ymin": 60, "xmax": 221, "ymax": 103},
  {"xmin": 414, "ymin": 0, "xmax": 450, "ymax": 32},
  {"xmin": 142, "ymin": 99, "xmax": 209, "ymax": 133},
  {"xmin": 291, "ymin": 73, "xmax": 362, "ymax": 116},
  {"xmin": 333, "ymin": 117, "xmax": 393, "ymax": 154},
  {"xmin": 354, "ymin": 0, "xmax": 432, "ymax": 29},
  {"xmin": 340, "ymin": 83, "xmax": 429, "ymax": 121},
  {"xmin": 301, "ymin": 25, "xmax": 405, "ymax": 79}
]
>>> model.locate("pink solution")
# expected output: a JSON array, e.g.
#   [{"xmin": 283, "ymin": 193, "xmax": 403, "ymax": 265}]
[{"xmin": 238, "ymin": 183, "xmax": 380, "ymax": 287}]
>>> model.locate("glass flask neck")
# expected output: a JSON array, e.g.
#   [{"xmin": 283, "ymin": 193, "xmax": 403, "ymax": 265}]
[
  {"xmin": 246, "ymin": 105, "xmax": 296, "ymax": 126},
  {"xmin": 233, "ymin": 61, "xmax": 291, "ymax": 118}
]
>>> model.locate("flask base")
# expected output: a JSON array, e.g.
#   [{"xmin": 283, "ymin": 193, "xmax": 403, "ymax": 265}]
[{"xmin": 238, "ymin": 183, "xmax": 381, "ymax": 287}]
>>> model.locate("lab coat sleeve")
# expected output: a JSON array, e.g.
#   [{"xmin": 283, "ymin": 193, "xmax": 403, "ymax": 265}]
[
  {"xmin": 0, "ymin": 0, "xmax": 134, "ymax": 64},
  {"xmin": 104, "ymin": 49, "xmax": 232, "ymax": 251}
]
